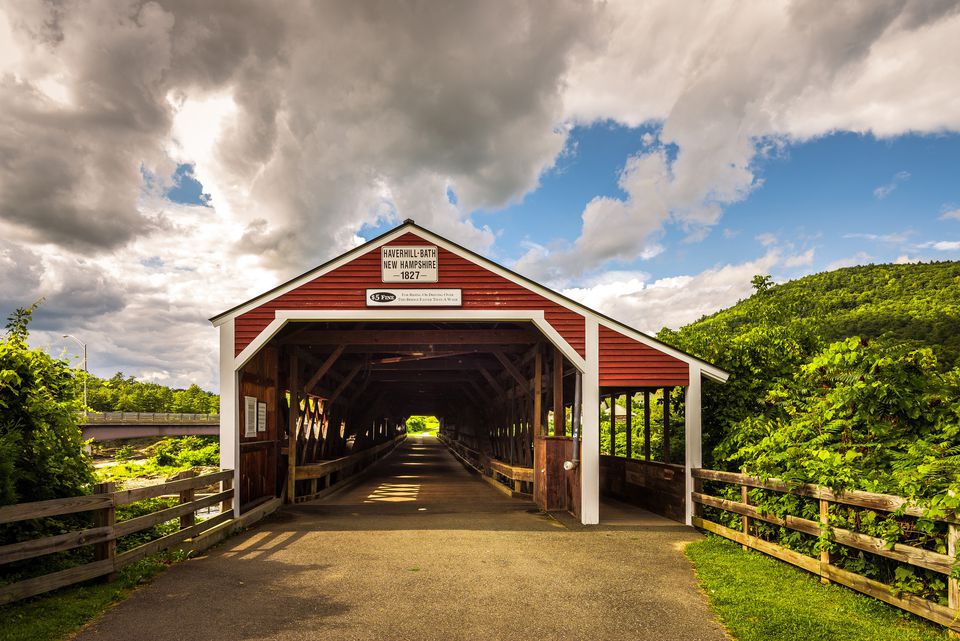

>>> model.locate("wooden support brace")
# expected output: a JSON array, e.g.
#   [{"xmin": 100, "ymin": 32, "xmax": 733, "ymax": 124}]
[
  {"xmin": 303, "ymin": 344, "xmax": 345, "ymax": 395},
  {"xmin": 494, "ymin": 350, "xmax": 530, "ymax": 394},
  {"xmin": 663, "ymin": 387, "xmax": 671, "ymax": 464},
  {"xmin": 533, "ymin": 349, "xmax": 542, "ymax": 437},
  {"xmin": 287, "ymin": 351, "xmax": 299, "ymax": 504},
  {"xmin": 625, "ymin": 392, "xmax": 632, "ymax": 459},
  {"xmin": 643, "ymin": 390, "xmax": 651, "ymax": 461},
  {"xmin": 178, "ymin": 470, "xmax": 196, "ymax": 529},
  {"xmin": 949, "ymin": 523, "xmax": 959, "ymax": 628},
  {"xmin": 741, "ymin": 484, "xmax": 750, "ymax": 552}
]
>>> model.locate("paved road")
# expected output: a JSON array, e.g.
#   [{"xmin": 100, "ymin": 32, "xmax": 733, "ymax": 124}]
[{"xmin": 75, "ymin": 436, "xmax": 727, "ymax": 641}]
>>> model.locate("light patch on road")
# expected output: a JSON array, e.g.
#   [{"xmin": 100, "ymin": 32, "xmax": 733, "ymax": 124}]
[{"xmin": 364, "ymin": 482, "xmax": 421, "ymax": 503}]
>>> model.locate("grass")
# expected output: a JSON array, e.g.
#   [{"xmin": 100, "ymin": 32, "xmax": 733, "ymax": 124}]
[
  {"xmin": 685, "ymin": 535, "xmax": 950, "ymax": 641},
  {"xmin": 0, "ymin": 552, "xmax": 187, "ymax": 641}
]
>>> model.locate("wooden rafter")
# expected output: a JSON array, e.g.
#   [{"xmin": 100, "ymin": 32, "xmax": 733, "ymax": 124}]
[
  {"xmin": 478, "ymin": 367, "xmax": 505, "ymax": 397},
  {"xmin": 329, "ymin": 361, "xmax": 365, "ymax": 404},
  {"xmin": 303, "ymin": 344, "xmax": 345, "ymax": 394},
  {"xmin": 494, "ymin": 350, "xmax": 529, "ymax": 393}
]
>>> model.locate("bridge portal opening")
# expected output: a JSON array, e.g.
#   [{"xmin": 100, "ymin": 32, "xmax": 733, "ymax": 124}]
[{"xmin": 235, "ymin": 320, "xmax": 583, "ymax": 517}]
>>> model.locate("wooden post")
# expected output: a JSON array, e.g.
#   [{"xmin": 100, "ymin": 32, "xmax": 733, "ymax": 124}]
[
  {"xmin": 662, "ymin": 387, "xmax": 671, "ymax": 464},
  {"xmin": 625, "ymin": 392, "xmax": 632, "ymax": 459},
  {"xmin": 287, "ymin": 351, "xmax": 299, "ymax": 504},
  {"xmin": 948, "ymin": 523, "xmax": 958, "ymax": 617},
  {"xmin": 179, "ymin": 470, "xmax": 196, "ymax": 529},
  {"xmin": 533, "ymin": 348, "xmax": 543, "ymax": 436},
  {"xmin": 819, "ymin": 497, "xmax": 831, "ymax": 584},
  {"xmin": 741, "ymin": 483, "xmax": 750, "ymax": 551},
  {"xmin": 93, "ymin": 481, "xmax": 116, "ymax": 578},
  {"xmin": 609, "ymin": 393, "xmax": 617, "ymax": 456},
  {"xmin": 643, "ymin": 390, "xmax": 651, "ymax": 461},
  {"xmin": 221, "ymin": 475, "xmax": 233, "ymax": 515},
  {"xmin": 553, "ymin": 349, "xmax": 564, "ymax": 436}
]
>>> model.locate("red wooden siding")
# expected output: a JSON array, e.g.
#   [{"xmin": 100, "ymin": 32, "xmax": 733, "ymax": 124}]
[
  {"xmin": 599, "ymin": 325, "xmax": 688, "ymax": 387},
  {"xmin": 235, "ymin": 232, "xmax": 586, "ymax": 357}
]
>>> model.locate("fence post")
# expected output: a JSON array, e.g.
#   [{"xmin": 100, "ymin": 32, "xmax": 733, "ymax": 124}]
[
  {"xmin": 221, "ymin": 474, "xmax": 233, "ymax": 516},
  {"xmin": 93, "ymin": 481, "xmax": 116, "ymax": 579},
  {"xmin": 178, "ymin": 470, "xmax": 196, "ymax": 529},
  {"xmin": 741, "ymin": 483, "xmax": 750, "ymax": 551},
  {"xmin": 819, "ymin": 497, "xmax": 831, "ymax": 584},
  {"xmin": 949, "ymin": 523, "xmax": 958, "ymax": 621}
]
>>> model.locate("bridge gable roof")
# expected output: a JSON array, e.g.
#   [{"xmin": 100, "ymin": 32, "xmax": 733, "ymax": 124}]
[{"xmin": 209, "ymin": 221, "xmax": 728, "ymax": 382}]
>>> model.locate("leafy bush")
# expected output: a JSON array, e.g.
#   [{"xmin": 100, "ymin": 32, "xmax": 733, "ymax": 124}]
[{"xmin": 0, "ymin": 305, "xmax": 94, "ymax": 506}]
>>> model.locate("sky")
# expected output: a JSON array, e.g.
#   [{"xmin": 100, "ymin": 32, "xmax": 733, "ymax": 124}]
[{"xmin": 0, "ymin": 0, "xmax": 958, "ymax": 392}]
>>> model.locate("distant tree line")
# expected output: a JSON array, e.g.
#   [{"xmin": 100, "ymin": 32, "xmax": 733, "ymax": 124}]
[{"xmin": 86, "ymin": 373, "xmax": 219, "ymax": 414}]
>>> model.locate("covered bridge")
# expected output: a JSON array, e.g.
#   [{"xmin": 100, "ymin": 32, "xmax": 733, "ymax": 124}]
[{"xmin": 210, "ymin": 220, "xmax": 727, "ymax": 525}]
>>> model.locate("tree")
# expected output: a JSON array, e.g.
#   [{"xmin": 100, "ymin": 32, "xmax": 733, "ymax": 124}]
[
  {"xmin": 0, "ymin": 305, "xmax": 94, "ymax": 505},
  {"xmin": 751, "ymin": 274, "xmax": 773, "ymax": 294}
]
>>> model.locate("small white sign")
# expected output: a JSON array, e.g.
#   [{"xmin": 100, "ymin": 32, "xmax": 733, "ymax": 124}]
[
  {"xmin": 366, "ymin": 288, "xmax": 462, "ymax": 307},
  {"xmin": 244, "ymin": 396, "xmax": 257, "ymax": 437},
  {"xmin": 257, "ymin": 402, "xmax": 267, "ymax": 432},
  {"xmin": 381, "ymin": 246, "xmax": 438, "ymax": 282}
]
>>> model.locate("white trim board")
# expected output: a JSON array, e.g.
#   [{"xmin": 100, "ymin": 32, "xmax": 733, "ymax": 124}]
[
  {"xmin": 233, "ymin": 309, "xmax": 587, "ymax": 373},
  {"xmin": 211, "ymin": 222, "xmax": 728, "ymax": 382}
]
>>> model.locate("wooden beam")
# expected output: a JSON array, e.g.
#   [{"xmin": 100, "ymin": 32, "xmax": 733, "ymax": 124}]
[
  {"xmin": 494, "ymin": 351, "xmax": 529, "ymax": 393},
  {"xmin": 644, "ymin": 390, "xmax": 651, "ymax": 461},
  {"xmin": 282, "ymin": 329, "xmax": 537, "ymax": 346},
  {"xmin": 479, "ymin": 367, "xmax": 506, "ymax": 397},
  {"xmin": 303, "ymin": 344, "xmax": 345, "ymax": 394},
  {"xmin": 287, "ymin": 351, "xmax": 299, "ymax": 503},
  {"xmin": 552, "ymin": 349, "xmax": 564, "ymax": 437},
  {"xmin": 329, "ymin": 362, "xmax": 364, "ymax": 404},
  {"xmin": 533, "ymin": 349, "xmax": 542, "ymax": 437},
  {"xmin": 625, "ymin": 392, "xmax": 632, "ymax": 459},
  {"xmin": 663, "ymin": 387, "xmax": 671, "ymax": 464}
]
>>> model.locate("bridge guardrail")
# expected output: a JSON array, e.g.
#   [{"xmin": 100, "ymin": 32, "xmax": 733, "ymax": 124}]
[{"xmin": 84, "ymin": 412, "xmax": 220, "ymax": 424}]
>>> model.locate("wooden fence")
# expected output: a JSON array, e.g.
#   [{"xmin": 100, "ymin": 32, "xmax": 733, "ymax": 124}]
[
  {"xmin": 439, "ymin": 435, "xmax": 533, "ymax": 495},
  {"xmin": 691, "ymin": 468, "xmax": 960, "ymax": 632},
  {"xmin": 291, "ymin": 433, "xmax": 406, "ymax": 502},
  {"xmin": 0, "ymin": 470, "xmax": 236, "ymax": 605}
]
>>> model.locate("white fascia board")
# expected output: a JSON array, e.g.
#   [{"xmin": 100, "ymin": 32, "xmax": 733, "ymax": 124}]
[{"xmin": 233, "ymin": 309, "xmax": 587, "ymax": 373}]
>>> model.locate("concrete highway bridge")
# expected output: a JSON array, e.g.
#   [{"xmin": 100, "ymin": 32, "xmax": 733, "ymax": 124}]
[{"xmin": 81, "ymin": 412, "xmax": 220, "ymax": 440}]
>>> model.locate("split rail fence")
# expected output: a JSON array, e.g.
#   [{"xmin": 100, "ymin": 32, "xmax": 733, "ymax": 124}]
[
  {"xmin": 0, "ymin": 469, "xmax": 235, "ymax": 605},
  {"xmin": 692, "ymin": 468, "xmax": 960, "ymax": 632}
]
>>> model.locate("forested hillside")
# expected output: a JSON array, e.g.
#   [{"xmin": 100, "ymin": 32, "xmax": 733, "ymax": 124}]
[{"xmin": 658, "ymin": 261, "xmax": 960, "ymax": 481}]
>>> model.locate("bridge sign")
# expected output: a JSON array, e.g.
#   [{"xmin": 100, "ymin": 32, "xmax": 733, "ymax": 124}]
[{"xmin": 380, "ymin": 245, "xmax": 438, "ymax": 282}]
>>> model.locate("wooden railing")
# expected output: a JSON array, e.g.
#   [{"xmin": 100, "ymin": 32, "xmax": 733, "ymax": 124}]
[
  {"xmin": 691, "ymin": 468, "xmax": 960, "ymax": 632},
  {"xmin": 0, "ymin": 470, "xmax": 235, "ymax": 605},
  {"xmin": 291, "ymin": 434, "xmax": 405, "ymax": 503},
  {"xmin": 439, "ymin": 435, "xmax": 533, "ymax": 495},
  {"xmin": 84, "ymin": 412, "xmax": 220, "ymax": 424}
]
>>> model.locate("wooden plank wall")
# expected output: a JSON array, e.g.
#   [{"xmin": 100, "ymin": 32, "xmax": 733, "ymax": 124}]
[
  {"xmin": 234, "ymin": 233, "xmax": 585, "ymax": 357},
  {"xmin": 238, "ymin": 346, "xmax": 279, "ymax": 510},
  {"xmin": 599, "ymin": 456, "xmax": 685, "ymax": 522},
  {"xmin": 599, "ymin": 326, "xmax": 688, "ymax": 387}
]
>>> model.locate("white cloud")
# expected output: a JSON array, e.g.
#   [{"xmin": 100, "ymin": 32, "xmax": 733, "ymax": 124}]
[
  {"xmin": 940, "ymin": 208, "xmax": 960, "ymax": 220},
  {"xmin": 756, "ymin": 233, "xmax": 779, "ymax": 247},
  {"xmin": 843, "ymin": 231, "xmax": 913, "ymax": 243},
  {"xmin": 916, "ymin": 240, "xmax": 960, "ymax": 251},
  {"xmin": 785, "ymin": 248, "xmax": 816, "ymax": 268},
  {"xmin": 562, "ymin": 251, "xmax": 781, "ymax": 333},
  {"xmin": 827, "ymin": 251, "xmax": 874, "ymax": 270},
  {"xmin": 873, "ymin": 170, "xmax": 911, "ymax": 199}
]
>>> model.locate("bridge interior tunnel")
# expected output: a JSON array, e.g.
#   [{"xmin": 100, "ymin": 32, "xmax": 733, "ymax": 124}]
[{"xmin": 236, "ymin": 320, "xmax": 582, "ymax": 516}]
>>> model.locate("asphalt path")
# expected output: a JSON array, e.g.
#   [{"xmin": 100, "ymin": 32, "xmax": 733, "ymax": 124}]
[{"xmin": 73, "ymin": 435, "xmax": 727, "ymax": 640}]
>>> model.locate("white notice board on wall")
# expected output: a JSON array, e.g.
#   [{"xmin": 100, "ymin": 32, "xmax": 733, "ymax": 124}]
[
  {"xmin": 257, "ymin": 402, "xmax": 267, "ymax": 432},
  {"xmin": 244, "ymin": 396, "xmax": 257, "ymax": 437}
]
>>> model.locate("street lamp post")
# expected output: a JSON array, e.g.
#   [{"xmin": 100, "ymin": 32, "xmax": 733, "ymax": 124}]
[{"xmin": 62, "ymin": 335, "xmax": 87, "ymax": 413}]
